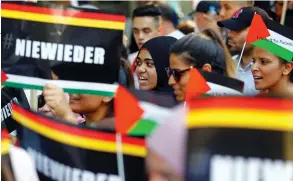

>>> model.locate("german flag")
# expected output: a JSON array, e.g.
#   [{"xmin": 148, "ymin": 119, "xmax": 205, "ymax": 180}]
[
  {"xmin": 12, "ymin": 103, "xmax": 146, "ymax": 157},
  {"xmin": 1, "ymin": 2, "xmax": 126, "ymax": 30},
  {"xmin": 187, "ymin": 97, "xmax": 293, "ymax": 131},
  {"xmin": 1, "ymin": 129, "xmax": 11, "ymax": 155}
]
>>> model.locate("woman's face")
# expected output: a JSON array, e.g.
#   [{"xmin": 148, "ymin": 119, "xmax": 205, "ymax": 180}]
[
  {"xmin": 252, "ymin": 47, "xmax": 285, "ymax": 90},
  {"xmin": 135, "ymin": 49, "xmax": 158, "ymax": 90},
  {"xmin": 69, "ymin": 94, "xmax": 104, "ymax": 114},
  {"xmin": 168, "ymin": 54, "xmax": 191, "ymax": 102}
]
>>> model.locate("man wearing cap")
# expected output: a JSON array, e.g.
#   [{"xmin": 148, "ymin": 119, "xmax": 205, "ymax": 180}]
[
  {"xmin": 190, "ymin": 1, "xmax": 222, "ymax": 36},
  {"xmin": 217, "ymin": 7, "xmax": 271, "ymax": 96}
]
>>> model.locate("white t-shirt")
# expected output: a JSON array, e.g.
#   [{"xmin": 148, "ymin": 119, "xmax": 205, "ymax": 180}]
[
  {"xmin": 167, "ymin": 30, "xmax": 185, "ymax": 39},
  {"xmin": 9, "ymin": 145, "xmax": 40, "ymax": 181}
]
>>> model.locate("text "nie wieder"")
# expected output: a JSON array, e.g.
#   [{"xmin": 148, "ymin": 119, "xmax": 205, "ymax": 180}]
[{"xmin": 15, "ymin": 39, "xmax": 105, "ymax": 65}]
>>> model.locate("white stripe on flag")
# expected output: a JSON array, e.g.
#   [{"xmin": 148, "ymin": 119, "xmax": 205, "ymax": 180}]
[
  {"xmin": 6, "ymin": 74, "xmax": 118, "ymax": 92},
  {"xmin": 207, "ymin": 82, "xmax": 243, "ymax": 96},
  {"xmin": 267, "ymin": 30, "xmax": 293, "ymax": 52},
  {"xmin": 140, "ymin": 101, "xmax": 171, "ymax": 124}
]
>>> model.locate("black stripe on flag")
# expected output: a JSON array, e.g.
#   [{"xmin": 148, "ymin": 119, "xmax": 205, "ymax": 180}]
[{"xmin": 265, "ymin": 18, "xmax": 293, "ymax": 41}]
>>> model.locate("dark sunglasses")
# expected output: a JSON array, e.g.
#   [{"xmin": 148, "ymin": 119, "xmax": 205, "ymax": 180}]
[
  {"xmin": 38, "ymin": 94, "xmax": 46, "ymax": 109},
  {"xmin": 165, "ymin": 67, "xmax": 191, "ymax": 82}
]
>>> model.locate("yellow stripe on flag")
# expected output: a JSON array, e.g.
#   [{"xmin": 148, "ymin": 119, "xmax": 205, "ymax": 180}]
[
  {"xmin": 13, "ymin": 111, "xmax": 146, "ymax": 157},
  {"xmin": 2, "ymin": 10, "xmax": 125, "ymax": 30},
  {"xmin": 187, "ymin": 108, "xmax": 293, "ymax": 131},
  {"xmin": 1, "ymin": 140, "xmax": 10, "ymax": 155}
]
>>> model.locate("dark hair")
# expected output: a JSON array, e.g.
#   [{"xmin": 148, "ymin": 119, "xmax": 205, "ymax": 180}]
[
  {"xmin": 119, "ymin": 58, "xmax": 134, "ymax": 88},
  {"xmin": 132, "ymin": 5, "xmax": 161, "ymax": 27},
  {"xmin": 176, "ymin": 21, "xmax": 196, "ymax": 35},
  {"xmin": 157, "ymin": 3, "xmax": 179, "ymax": 27},
  {"xmin": 170, "ymin": 29, "xmax": 236, "ymax": 77}
]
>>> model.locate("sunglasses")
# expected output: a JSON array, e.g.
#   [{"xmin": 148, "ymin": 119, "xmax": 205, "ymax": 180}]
[{"xmin": 165, "ymin": 67, "xmax": 191, "ymax": 82}]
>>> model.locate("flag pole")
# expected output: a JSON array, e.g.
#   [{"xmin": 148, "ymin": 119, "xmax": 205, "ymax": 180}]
[
  {"xmin": 237, "ymin": 12, "xmax": 257, "ymax": 70},
  {"xmin": 236, "ymin": 42, "xmax": 247, "ymax": 70},
  {"xmin": 30, "ymin": 90, "xmax": 38, "ymax": 111},
  {"xmin": 280, "ymin": 0, "xmax": 288, "ymax": 25},
  {"xmin": 116, "ymin": 133, "xmax": 126, "ymax": 181}
]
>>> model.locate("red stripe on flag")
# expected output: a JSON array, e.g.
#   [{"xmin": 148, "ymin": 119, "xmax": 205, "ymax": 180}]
[
  {"xmin": 188, "ymin": 97, "xmax": 293, "ymax": 111},
  {"xmin": 2, "ymin": 3, "xmax": 126, "ymax": 22},
  {"xmin": 1, "ymin": 129, "xmax": 10, "ymax": 140},
  {"xmin": 12, "ymin": 104, "xmax": 145, "ymax": 146},
  {"xmin": 1, "ymin": 71, "xmax": 8, "ymax": 83}
]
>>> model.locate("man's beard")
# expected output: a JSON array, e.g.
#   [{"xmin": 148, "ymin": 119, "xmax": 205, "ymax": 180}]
[{"xmin": 226, "ymin": 39, "xmax": 241, "ymax": 56}]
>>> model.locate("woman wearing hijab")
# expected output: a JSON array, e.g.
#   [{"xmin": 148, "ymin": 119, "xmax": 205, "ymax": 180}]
[
  {"xmin": 166, "ymin": 29, "xmax": 237, "ymax": 102},
  {"xmin": 252, "ymin": 47, "xmax": 293, "ymax": 97},
  {"xmin": 135, "ymin": 36, "xmax": 177, "ymax": 93}
]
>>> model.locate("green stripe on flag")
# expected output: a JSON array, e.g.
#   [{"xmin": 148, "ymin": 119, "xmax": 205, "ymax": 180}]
[
  {"xmin": 128, "ymin": 119, "xmax": 158, "ymax": 136},
  {"xmin": 252, "ymin": 39, "xmax": 293, "ymax": 62},
  {"xmin": 3, "ymin": 82, "xmax": 115, "ymax": 97}
]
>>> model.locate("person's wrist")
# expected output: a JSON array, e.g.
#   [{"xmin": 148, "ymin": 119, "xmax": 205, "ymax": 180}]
[{"xmin": 62, "ymin": 110, "xmax": 77, "ymax": 124}]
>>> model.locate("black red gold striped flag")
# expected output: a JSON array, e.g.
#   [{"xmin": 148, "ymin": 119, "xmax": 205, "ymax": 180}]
[
  {"xmin": 2, "ymin": 2, "xmax": 125, "ymax": 96},
  {"xmin": 185, "ymin": 97, "xmax": 293, "ymax": 181},
  {"xmin": 12, "ymin": 104, "xmax": 147, "ymax": 181}
]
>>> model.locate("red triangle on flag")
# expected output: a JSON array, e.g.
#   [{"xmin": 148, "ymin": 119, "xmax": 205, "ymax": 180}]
[
  {"xmin": 1, "ymin": 71, "xmax": 8, "ymax": 83},
  {"xmin": 114, "ymin": 86, "xmax": 144, "ymax": 134},
  {"xmin": 185, "ymin": 68, "xmax": 211, "ymax": 101},
  {"xmin": 246, "ymin": 13, "xmax": 270, "ymax": 44}
]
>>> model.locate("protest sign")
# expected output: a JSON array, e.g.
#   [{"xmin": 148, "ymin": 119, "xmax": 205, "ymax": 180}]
[
  {"xmin": 185, "ymin": 97, "xmax": 293, "ymax": 181},
  {"xmin": 2, "ymin": 2, "xmax": 126, "ymax": 96},
  {"xmin": 12, "ymin": 104, "xmax": 147, "ymax": 181}
]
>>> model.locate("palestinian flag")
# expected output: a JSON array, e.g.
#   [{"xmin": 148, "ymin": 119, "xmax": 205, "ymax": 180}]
[
  {"xmin": 3, "ymin": 74, "xmax": 118, "ymax": 97},
  {"xmin": 188, "ymin": 71, "xmax": 244, "ymax": 100},
  {"xmin": 12, "ymin": 103, "xmax": 147, "ymax": 181},
  {"xmin": 1, "ymin": 71, "xmax": 8, "ymax": 88},
  {"xmin": 246, "ymin": 14, "xmax": 293, "ymax": 62},
  {"xmin": 115, "ymin": 86, "xmax": 177, "ymax": 136},
  {"xmin": 185, "ymin": 68, "xmax": 211, "ymax": 101}
]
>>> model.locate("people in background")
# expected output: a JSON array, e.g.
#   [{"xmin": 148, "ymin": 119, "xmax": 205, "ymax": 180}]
[
  {"xmin": 190, "ymin": 1, "xmax": 222, "ymax": 37},
  {"xmin": 219, "ymin": 0, "xmax": 254, "ymax": 21},
  {"xmin": 157, "ymin": 3, "xmax": 185, "ymax": 39},
  {"xmin": 167, "ymin": 29, "xmax": 236, "ymax": 102},
  {"xmin": 176, "ymin": 20, "xmax": 198, "ymax": 35},
  {"xmin": 252, "ymin": 47, "xmax": 293, "ymax": 97},
  {"xmin": 128, "ymin": 5, "xmax": 162, "ymax": 66},
  {"xmin": 217, "ymin": 7, "xmax": 271, "ymax": 95},
  {"xmin": 135, "ymin": 36, "xmax": 177, "ymax": 93}
]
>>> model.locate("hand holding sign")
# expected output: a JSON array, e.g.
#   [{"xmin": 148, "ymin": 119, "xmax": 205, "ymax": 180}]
[{"xmin": 43, "ymin": 84, "xmax": 76, "ymax": 123}]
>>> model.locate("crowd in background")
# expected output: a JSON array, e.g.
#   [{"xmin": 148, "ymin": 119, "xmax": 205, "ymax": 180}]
[{"xmin": 2, "ymin": 1, "xmax": 293, "ymax": 181}]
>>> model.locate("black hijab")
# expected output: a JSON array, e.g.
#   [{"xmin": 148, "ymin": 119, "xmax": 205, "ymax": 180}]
[{"xmin": 138, "ymin": 36, "xmax": 177, "ymax": 93}]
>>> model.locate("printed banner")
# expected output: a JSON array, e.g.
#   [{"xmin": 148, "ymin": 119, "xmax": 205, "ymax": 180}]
[
  {"xmin": 12, "ymin": 104, "xmax": 147, "ymax": 181},
  {"xmin": 1, "ymin": 86, "xmax": 30, "ymax": 133},
  {"xmin": 2, "ymin": 2, "xmax": 126, "ymax": 96},
  {"xmin": 185, "ymin": 97, "xmax": 293, "ymax": 181}
]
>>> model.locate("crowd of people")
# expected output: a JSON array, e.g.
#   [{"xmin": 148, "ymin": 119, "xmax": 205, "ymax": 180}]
[{"xmin": 2, "ymin": 1, "xmax": 293, "ymax": 181}]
